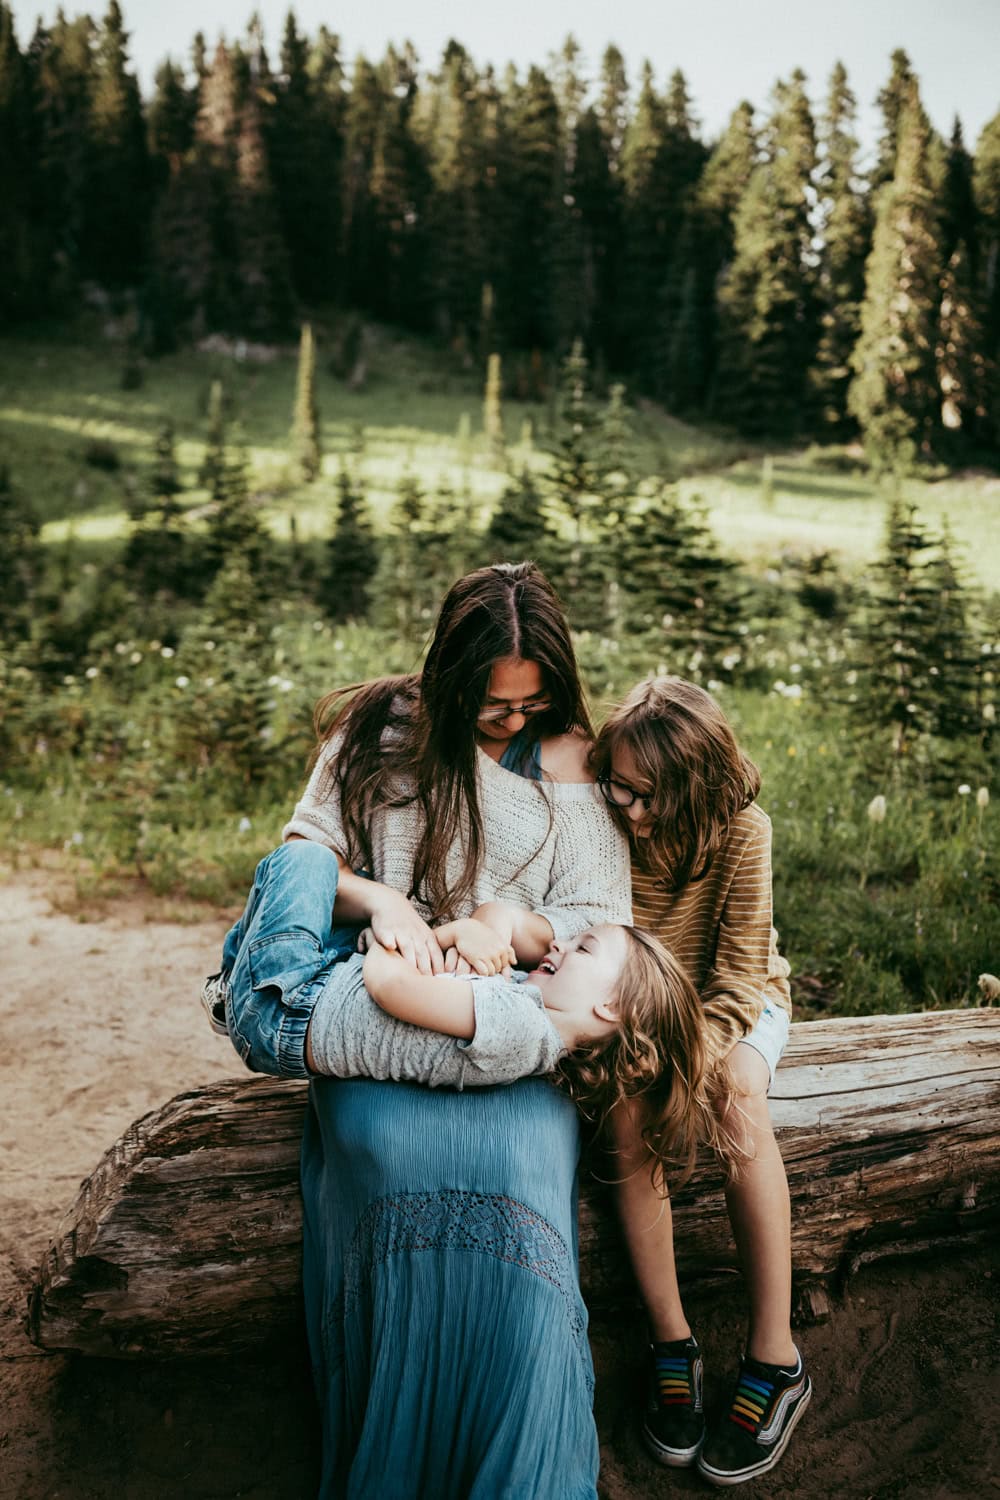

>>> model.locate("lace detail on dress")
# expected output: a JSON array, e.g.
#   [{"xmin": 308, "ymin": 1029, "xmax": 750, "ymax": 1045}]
[{"xmin": 328, "ymin": 1187, "xmax": 591, "ymax": 1388}]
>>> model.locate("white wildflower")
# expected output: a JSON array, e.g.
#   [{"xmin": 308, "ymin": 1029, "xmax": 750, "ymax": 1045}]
[
  {"xmin": 175, "ymin": 675, "xmax": 190, "ymax": 688},
  {"xmin": 85, "ymin": 667, "xmax": 99, "ymax": 679},
  {"xmin": 867, "ymin": 795, "xmax": 887, "ymax": 824},
  {"xmin": 977, "ymin": 787, "xmax": 989, "ymax": 809},
  {"xmin": 160, "ymin": 646, "xmax": 175, "ymax": 659},
  {"xmin": 984, "ymin": 704, "xmax": 996, "ymax": 723},
  {"xmin": 238, "ymin": 816, "xmax": 252, "ymax": 833},
  {"xmin": 958, "ymin": 784, "xmax": 971, "ymax": 796},
  {"xmin": 129, "ymin": 651, "xmax": 142, "ymax": 665}
]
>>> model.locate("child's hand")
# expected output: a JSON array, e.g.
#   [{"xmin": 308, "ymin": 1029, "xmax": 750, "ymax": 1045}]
[{"xmin": 435, "ymin": 917, "xmax": 516, "ymax": 978}]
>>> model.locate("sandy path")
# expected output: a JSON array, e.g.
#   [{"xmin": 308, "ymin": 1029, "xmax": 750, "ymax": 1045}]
[{"xmin": 0, "ymin": 871, "xmax": 996, "ymax": 1499}]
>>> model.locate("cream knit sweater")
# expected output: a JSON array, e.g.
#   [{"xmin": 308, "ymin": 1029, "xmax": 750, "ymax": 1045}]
[{"xmin": 284, "ymin": 737, "xmax": 632, "ymax": 940}]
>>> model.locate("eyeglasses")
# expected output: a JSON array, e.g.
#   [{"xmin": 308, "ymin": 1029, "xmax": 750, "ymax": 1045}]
[
  {"xmin": 477, "ymin": 697, "xmax": 553, "ymax": 724},
  {"xmin": 598, "ymin": 774, "xmax": 655, "ymax": 813}
]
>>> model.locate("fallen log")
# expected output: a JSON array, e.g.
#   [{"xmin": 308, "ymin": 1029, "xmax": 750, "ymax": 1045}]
[{"xmin": 27, "ymin": 1009, "xmax": 1000, "ymax": 1358}]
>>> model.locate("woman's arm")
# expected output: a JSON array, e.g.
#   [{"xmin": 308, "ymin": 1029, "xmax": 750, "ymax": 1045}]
[{"xmin": 362, "ymin": 942, "xmax": 476, "ymax": 1037}]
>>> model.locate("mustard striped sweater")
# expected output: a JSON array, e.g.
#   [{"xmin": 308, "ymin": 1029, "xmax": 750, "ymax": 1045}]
[{"xmin": 630, "ymin": 802, "xmax": 791, "ymax": 1066}]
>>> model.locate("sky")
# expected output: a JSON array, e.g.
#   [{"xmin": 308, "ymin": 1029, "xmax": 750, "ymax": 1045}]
[{"xmin": 8, "ymin": 0, "xmax": 999, "ymax": 159}]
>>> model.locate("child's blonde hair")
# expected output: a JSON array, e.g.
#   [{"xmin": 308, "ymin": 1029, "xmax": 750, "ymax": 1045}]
[
  {"xmin": 554, "ymin": 924, "xmax": 741, "ymax": 1185},
  {"xmin": 594, "ymin": 675, "xmax": 761, "ymax": 892}
]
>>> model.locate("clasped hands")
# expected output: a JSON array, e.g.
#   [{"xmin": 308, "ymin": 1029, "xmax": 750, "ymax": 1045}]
[{"xmin": 359, "ymin": 889, "xmax": 517, "ymax": 979}]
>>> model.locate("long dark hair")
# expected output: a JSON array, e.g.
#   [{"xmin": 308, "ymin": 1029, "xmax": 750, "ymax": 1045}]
[
  {"xmin": 314, "ymin": 562, "xmax": 592, "ymax": 918},
  {"xmin": 593, "ymin": 676, "xmax": 761, "ymax": 892}
]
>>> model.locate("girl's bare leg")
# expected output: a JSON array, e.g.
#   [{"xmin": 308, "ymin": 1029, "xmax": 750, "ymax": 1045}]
[
  {"xmin": 610, "ymin": 1099, "xmax": 690, "ymax": 1340},
  {"xmin": 722, "ymin": 1042, "xmax": 796, "ymax": 1366}
]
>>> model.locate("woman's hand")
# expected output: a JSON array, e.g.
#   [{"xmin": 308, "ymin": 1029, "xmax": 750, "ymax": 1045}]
[
  {"xmin": 366, "ymin": 887, "xmax": 445, "ymax": 974},
  {"xmin": 435, "ymin": 916, "xmax": 517, "ymax": 978}
]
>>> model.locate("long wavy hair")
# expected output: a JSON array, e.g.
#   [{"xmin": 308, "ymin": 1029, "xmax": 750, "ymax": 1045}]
[
  {"xmin": 593, "ymin": 676, "xmax": 761, "ymax": 892},
  {"xmin": 554, "ymin": 925, "xmax": 742, "ymax": 1185},
  {"xmin": 312, "ymin": 562, "xmax": 592, "ymax": 919}
]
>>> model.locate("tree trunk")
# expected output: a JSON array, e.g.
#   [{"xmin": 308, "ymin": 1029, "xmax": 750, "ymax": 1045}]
[{"xmin": 27, "ymin": 1009, "xmax": 1000, "ymax": 1358}]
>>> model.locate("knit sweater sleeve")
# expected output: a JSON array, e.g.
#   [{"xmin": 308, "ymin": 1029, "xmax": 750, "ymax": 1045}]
[
  {"xmin": 533, "ymin": 791, "xmax": 633, "ymax": 942},
  {"xmin": 282, "ymin": 735, "xmax": 348, "ymax": 854},
  {"xmin": 699, "ymin": 813, "xmax": 780, "ymax": 1055}
]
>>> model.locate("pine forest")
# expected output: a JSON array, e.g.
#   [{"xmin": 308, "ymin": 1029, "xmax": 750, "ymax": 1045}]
[{"xmin": 0, "ymin": 4, "xmax": 998, "ymax": 1020}]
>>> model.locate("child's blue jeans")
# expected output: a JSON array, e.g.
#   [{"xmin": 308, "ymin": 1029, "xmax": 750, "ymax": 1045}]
[{"xmin": 221, "ymin": 841, "xmax": 361, "ymax": 1079}]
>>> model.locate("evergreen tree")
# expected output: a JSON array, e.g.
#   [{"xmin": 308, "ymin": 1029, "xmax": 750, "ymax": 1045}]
[
  {"xmin": 484, "ymin": 467, "xmax": 554, "ymax": 565},
  {"xmin": 849, "ymin": 97, "xmax": 942, "ymax": 466},
  {"xmin": 148, "ymin": 57, "xmax": 196, "ymax": 175},
  {"xmin": 418, "ymin": 42, "xmax": 492, "ymax": 347},
  {"xmin": 854, "ymin": 498, "xmax": 979, "ymax": 774},
  {"xmin": 0, "ymin": 465, "xmax": 41, "ymax": 639},
  {"xmin": 499, "ymin": 66, "xmax": 562, "ymax": 352},
  {"xmin": 669, "ymin": 101, "xmax": 758, "ymax": 414},
  {"xmin": 323, "ymin": 461, "xmax": 378, "ymax": 621},
  {"xmin": 81, "ymin": 1, "xmax": 149, "ymax": 285},
  {"xmin": 230, "ymin": 83, "xmax": 295, "ymax": 336},
  {"xmin": 291, "ymin": 321, "xmax": 321, "ymax": 482},
  {"xmin": 937, "ymin": 239, "xmax": 991, "ymax": 451},
  {"xmin": 371, "ymin": 473, "xmax": 436, "ymax": 637},
  {"xmin": 0, "ymin": 3, "xmax": 37, "ymax": 321},
  {"xmin": 203, "ymin": 429, "xmax": 267, "ymax": 581},
  {"xmin": 367, "ymin": 44, "xmax": 430, "ymax": 328},
  {"xmin": 173, "ymin": 550, "xmax": 275, "ymax": 786},
  {"xmin": 713, "ymin": 72, "xmax": 818, "ymax": 435},
  {"xmin": 616, "ymin": 485, "xmax": 741, "ymax": 679},
  {"xmin": 28, "ymin": 12, "xmax": 99, "ymax": 310},
  {"xmin": 973, "ymin": 108, "xmax": 1000, "ymax": 419},
  {"xmin": 872, "ymin": 49, "xmax": 918, "ymax": 190},
  {"xmin": 483, "ymin": 352, "xmax": 505, "ymax": 459},
  {"xmin": 198, "ymin": 379, "xmax": 227, "ymax": 491},
  {"xmin": 122, "ymin": 422, "xmax": 190, "ymax": 603},
  {"xmin": 812, "ymin": 62, "xmax": 871, "ymax": 434}
]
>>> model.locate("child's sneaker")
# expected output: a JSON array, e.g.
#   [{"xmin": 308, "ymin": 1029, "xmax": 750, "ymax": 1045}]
[
  {"xmin": 642, "ymin": 1335, "xmax": 705, "ymax": 1467},
  {"xmin": 697, "ymin": 1349, "xmax": 811, "ymax": 1487},
  {"xmin": 200, "ymin": 971, "xmax": 231, "ymax": 1037}
]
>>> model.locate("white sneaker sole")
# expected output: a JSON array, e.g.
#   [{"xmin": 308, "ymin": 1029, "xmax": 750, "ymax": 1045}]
[
  {"xmin": 642, "ymin": 1421, "xmax": 704, "ymax": 1468},
  {"xmin": 698, "ymin": 1379, "xmax": 812, "ymax": 1487}
]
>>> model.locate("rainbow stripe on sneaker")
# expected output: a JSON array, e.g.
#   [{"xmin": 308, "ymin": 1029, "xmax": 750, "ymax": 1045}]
[
  {"xmin": 729, "ymin": 1370, "xmax": 774, "ymax": 1433},
  {"xmin": 654, "ymin": 1352, "xmax": 701, "ymax": 1409}
]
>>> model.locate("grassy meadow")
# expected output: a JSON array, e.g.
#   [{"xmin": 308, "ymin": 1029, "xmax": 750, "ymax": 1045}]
[{"xmin": 1, "ymin": 320, "xmax": 997, "ymax": 1020}]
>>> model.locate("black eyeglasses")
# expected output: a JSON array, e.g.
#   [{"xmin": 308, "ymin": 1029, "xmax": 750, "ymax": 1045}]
[
  {"xmin": 477, "ymin": 697, "xmax": 553, "ymax": 724},
  {"xmin": 598, "ymin": 774, "xmax": 655, "ymax": 813}
]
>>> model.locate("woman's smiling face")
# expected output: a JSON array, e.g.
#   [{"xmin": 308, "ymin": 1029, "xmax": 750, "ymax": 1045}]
[{"xmin": 475, "ymin": 656, "xmax": 550, "ymax": 752}]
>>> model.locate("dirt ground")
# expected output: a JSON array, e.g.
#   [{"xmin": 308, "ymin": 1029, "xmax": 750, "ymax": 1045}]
[{"xmin": 1, "ymin": 869, "xmax": 997, "ymax": 1500}]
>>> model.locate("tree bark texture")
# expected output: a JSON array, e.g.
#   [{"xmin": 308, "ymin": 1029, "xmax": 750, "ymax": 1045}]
[{"xmin": 27, "ymin": 1009, "xmax": 1000, "ymax": 1358}]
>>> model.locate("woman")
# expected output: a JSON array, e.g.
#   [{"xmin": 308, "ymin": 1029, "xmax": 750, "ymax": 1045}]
[{"xmin": 283, "ymin": 563, "xmax": 631, "ymax": 1498}]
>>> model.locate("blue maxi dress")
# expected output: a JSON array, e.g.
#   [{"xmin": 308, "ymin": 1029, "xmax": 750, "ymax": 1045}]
[{"xmin": 299, "ymin": 734, "xmax": 599, "ymax": 1498}]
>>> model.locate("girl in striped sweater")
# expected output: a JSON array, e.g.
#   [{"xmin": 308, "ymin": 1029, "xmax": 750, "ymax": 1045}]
[{"xmin": 593, "ymin": 676, "xmax": 811, "ymax": 1489}]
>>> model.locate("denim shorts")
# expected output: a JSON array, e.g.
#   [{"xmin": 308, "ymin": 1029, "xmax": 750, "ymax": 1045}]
[{"xmin": 736, "ymin": 1001, "xmax": 790, "ymax": 1090}]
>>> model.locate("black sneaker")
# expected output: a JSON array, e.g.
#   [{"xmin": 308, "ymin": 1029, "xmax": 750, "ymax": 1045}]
[
  {"xmin": 642, "ymin": 1335, "xmax": 705, "ymax": 1468},
  {"xmin": 200, "ymin": 971, "xmax": 231, "ymax": 1037},
  {"xmin": 697, "ymin": 1349, "xmax": 811, "ymax": 1487}
]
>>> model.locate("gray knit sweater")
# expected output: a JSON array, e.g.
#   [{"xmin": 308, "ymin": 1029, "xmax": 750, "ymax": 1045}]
[
  {"xmin": 308, "ymin": 962, "xmax": 564, "ymax": 1088},
  {"xmin": 283, "ymin": 737, "xmax": 632, "ymax": 939}
]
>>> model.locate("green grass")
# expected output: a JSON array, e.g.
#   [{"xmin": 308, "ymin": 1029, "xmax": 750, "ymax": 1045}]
[{"xmin": 7, "ymin": 322, "xmax": 998, "ymax": 587}]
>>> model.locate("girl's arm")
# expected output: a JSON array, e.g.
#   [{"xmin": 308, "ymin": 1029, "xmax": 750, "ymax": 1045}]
[
  {"xmin": 699, "ymin": 813, "xmax": 790, "ymax": 1052},
  {"xmin": 362, "ymin": 942, "xmax": 475, "ymax": 1037}
]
